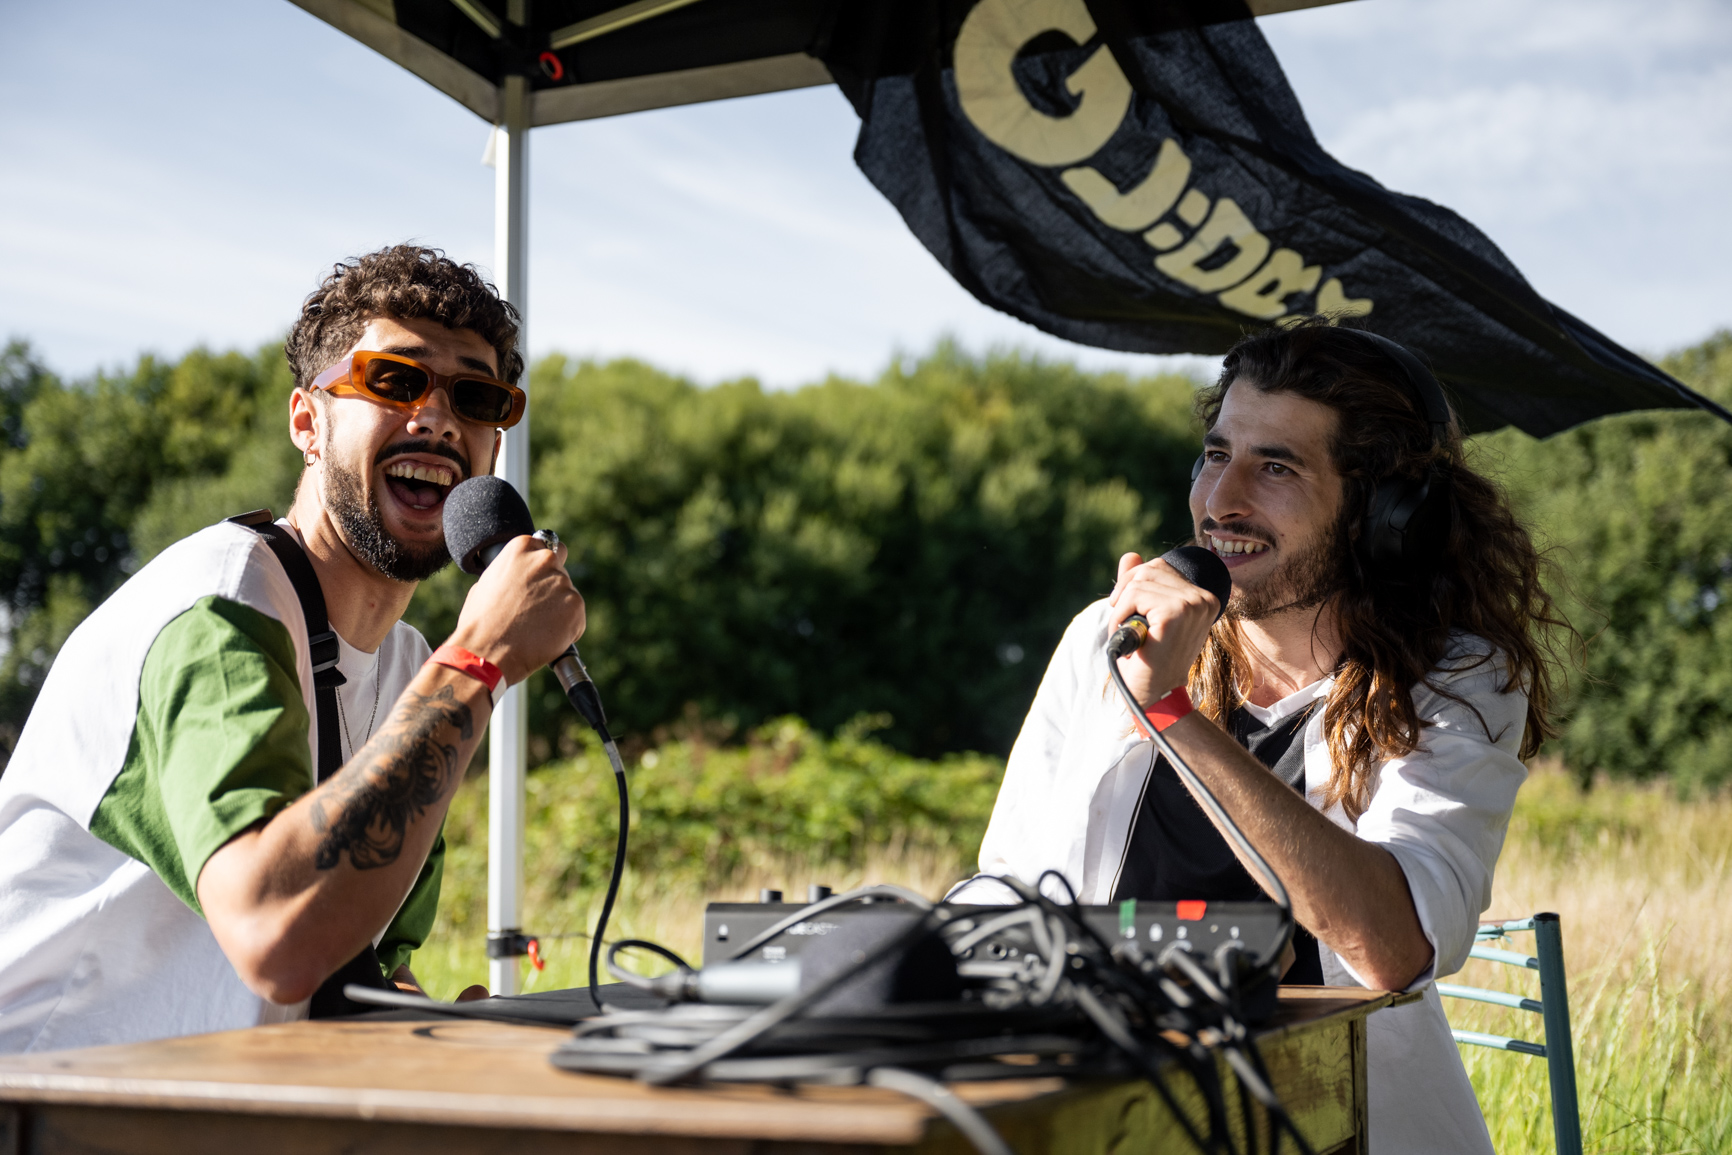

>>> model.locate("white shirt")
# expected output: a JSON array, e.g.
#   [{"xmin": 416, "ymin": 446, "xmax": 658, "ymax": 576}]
[
  {"xmin": 960, "ymin": 599, "xmax": 1524, "ymax": 1153},
  {"xmin": 0, "ymin": 523, "xmax": 430, "ymax": 1054}
]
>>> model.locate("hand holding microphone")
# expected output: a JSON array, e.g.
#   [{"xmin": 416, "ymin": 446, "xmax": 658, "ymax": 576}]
[
  {"xmin": 448, "ymin": 534, "xmax": 586, "ymax": 687},
  {"xmin": 442, "ymin": 477, "xmax": 605, "ymax": 734},
  {"xmin": 441, "ymin": 476, "xmax": 629, "ymax": 1004},
  {"xmin": 1107, "ymin": 545, "xmax": 1231, "ymax": 705},
  {"xmin": 1102, "ymin": 546, "xmax": 1296, "ymax": 935}
]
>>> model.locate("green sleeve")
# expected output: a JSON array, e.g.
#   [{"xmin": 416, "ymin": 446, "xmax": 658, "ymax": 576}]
[
  {"xmin": 377, "ymin": 827, "xmax": 446, "ymax": 977},
  {"xmin": 90, "ymin": 596, "xmax": 313, "ymax": 914}
]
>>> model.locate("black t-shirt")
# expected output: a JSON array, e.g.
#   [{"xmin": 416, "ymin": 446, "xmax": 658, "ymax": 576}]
[{"xmin": 1108, "ymin": 705, "xmax": 1324, "ymax": 985}]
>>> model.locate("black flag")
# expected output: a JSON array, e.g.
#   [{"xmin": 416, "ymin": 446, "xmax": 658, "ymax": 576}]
[{"xmin": 820, "ymin": 0, "xmax": 1728, "ymax": 436}]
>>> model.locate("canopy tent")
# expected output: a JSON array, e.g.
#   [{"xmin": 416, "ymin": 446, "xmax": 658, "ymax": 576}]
[{"xmin": 289, "ymin": 0, "xmax": 1730, "ymax": 994}]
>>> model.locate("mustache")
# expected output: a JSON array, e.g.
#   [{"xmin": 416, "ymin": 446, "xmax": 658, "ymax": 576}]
[
  {"xmin": 374, "ymin": 438, "xmax": 470, "ymax": 478},
  {"xmin": 1198, "ymin": 518, "xmax": 1274, "ymax": 547}
]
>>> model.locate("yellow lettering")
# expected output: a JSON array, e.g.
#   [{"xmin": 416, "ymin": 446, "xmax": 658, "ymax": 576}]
[
  {"xmin": 1175, "ymin": 189, "xmax": 1210, "ymax": 227},
  {"xmin": 1315, "ymin": 277, "xmax": 1374, "ymax": 320},
  {"xmin": 1153, "ymin": 198, "xmax": 1271, "ymax": 294},
  {"xmin": 1218, "ymin": 249, "xmax": 1322, "ymax": 320},
  {"xmin": 1144, "ymin": 222, "xmax": 1184, "ymax": 251},
  {"xmin": 1060, "ymin": 139, "xmax": 1191, "ymax": 231},
  {"xmin": 954, "ymin": 0, "xmax": 1133, "ymax": 167}
]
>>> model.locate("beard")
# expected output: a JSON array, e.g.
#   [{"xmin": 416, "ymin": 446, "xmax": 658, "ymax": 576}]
[
  {"xmin": 323, "ymin": 448, "xmax": 453, "ymax": 584},
  {"xmin": 1216, "ymin": 506, "xmax": 1350, "ymax": 623}
]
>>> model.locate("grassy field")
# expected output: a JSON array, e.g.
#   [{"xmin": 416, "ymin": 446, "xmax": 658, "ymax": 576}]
[
  {"xmin": 1446, "ymin": 766, "xmax": 1731, "ymax": 1154},
  {"xmin": 414, "ymin": 750, "xmax": 1731, "ymax": 1155}
]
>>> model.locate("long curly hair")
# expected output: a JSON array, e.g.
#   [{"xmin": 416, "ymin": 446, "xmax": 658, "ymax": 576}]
[
  {"xmin": 284, "ymin": 245, "xmax": 523, "ymax": 387},
  {"xmin": 1190, "ymin": 321, "xmax": 1575, "ymax": 822}
]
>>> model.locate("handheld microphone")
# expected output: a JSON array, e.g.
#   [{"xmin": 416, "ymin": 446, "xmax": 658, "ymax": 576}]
[
  {"xmin": 443, "ymin": 475, "xmax": 608, "ymax": 738},
  {"xmin": 1099, "ymin": 543, "xmax": 1292, "ymax": 966},
  {"xmin": 1106, "ymin": 545, "xmax": 1233, "ymax": 659},
  {"xmin": 443, "ymin": 474, "xmax": 630, "ymax": 1007}
]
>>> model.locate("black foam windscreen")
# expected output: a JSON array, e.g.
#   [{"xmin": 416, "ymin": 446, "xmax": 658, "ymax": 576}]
[
  {"xmin": 1161, "ymin": 544, "xmax": 1233, "ymax": 621},
  {"xmin": 444, "ymin": 475, "xmax": 535, "ymax": 575}
]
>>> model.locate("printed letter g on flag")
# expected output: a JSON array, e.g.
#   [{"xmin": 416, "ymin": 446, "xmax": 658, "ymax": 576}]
[{"xmin": 955, "ymin": 0, "xmax": 1132, "ymax": 166}]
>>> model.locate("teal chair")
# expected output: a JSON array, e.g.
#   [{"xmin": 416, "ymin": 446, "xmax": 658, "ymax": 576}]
[{"xmin": 1439, "ymin": 913, "xmax": 1582, "ymax": 1155}]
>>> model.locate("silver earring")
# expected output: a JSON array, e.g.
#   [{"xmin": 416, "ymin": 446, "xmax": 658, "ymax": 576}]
[{"xmin": 304, "ymin": 451, "xmax": 317, "ymax": 467}]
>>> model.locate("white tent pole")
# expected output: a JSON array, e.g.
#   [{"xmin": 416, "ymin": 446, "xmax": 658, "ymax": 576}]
[{"xmin": 487, "ymin": 64, "xmax": 530, "ymax": 997}]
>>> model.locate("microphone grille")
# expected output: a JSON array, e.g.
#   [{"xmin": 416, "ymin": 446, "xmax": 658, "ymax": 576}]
[
  {"xmin": 443, "ymin": 476, "xmax": 534, "ymax": 575},
  {"xmin": 1160, "ymin": 545, "xmax": 1233, "ymax": 621}
]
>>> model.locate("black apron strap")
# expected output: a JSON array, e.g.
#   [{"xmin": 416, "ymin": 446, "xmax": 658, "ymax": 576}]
[
  {"xmin": 224, "ymin": 510, "xmax": 346, "ymax": 780},
  {"xmin": 223, "ymin": 510, "xmax": 390, "ymax": 1016}
]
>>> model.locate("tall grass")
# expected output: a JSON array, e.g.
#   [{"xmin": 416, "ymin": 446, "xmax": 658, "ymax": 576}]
[
  {"xmin": 1447, "ymin": 765, "xmax": 1731, "ymax": 1154},
  {"xmin": 414, "ymin": 746, "xmax": 1731, "ymax": 1154}
]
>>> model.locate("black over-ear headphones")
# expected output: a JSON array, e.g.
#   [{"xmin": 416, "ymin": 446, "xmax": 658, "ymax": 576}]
[{"xmin": 1191, "ymin": 330, "xmax": 1455, "ymax": 580}]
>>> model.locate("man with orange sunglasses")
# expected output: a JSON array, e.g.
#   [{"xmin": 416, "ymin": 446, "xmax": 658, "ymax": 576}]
[{"xmin": 0, "ymin": 246, "xmax": 584, "ymax": 1051}]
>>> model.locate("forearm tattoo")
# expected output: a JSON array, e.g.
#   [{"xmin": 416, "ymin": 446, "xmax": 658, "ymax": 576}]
[{"xmin": 310, "ymin": 685, "xmax": 474, "ymax": 871}]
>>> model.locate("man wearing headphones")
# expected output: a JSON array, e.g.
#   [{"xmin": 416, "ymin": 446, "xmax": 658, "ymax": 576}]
[{"xmin": 967, "ymin": 321, "xmax": 1567, "ymax": 1151}]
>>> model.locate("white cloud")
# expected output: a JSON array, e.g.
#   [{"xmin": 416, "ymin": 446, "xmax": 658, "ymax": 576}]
[
  {"xmin": 2, "ymin": 0, "xmax": 1726, "ymax": 385},
  {"xmin": 1262, "ymin": 0, "xmax": 1732, "ymax": 354}
]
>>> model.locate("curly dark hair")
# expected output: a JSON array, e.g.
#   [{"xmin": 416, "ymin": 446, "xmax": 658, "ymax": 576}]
[
  {"xmin": 284, "ymin": 245, "xmax": 523, "ymax": 388},
  {"xmin": 1189, "ymin": 320, "xmax": 1576, "ymax": 822}
]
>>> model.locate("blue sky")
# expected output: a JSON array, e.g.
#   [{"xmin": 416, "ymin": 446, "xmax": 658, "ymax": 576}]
[{"xmin": 2, "ymin": 0, "xmax": 1728, "ymax": 387}]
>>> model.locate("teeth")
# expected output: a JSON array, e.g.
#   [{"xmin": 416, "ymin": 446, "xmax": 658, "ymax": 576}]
[
  {"xmin": 1209, "ymin": 534, "xmax": 1269, "ymax": 556},
  {"xmin": 385, "ymin": 461, "xmax": 455, "ymax": 487}
]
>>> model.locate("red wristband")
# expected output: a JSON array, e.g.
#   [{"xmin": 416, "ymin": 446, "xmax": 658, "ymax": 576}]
[
  {"xmin": 428, "ymin": 644, "xmax": 503, "ymax": 694},
  {"xmin": 1143, "ymin": 685, "xmax": 1193, "ymax": 733}
]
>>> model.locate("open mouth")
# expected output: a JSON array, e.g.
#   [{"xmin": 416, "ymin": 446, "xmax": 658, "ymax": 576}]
[
  {"xmin": 382, "ymin": 460, "xmax": 458, "ymax": 512},
  {"xmin": 1207, "ymin": 533, "xmax": 1271, "ymax": 559}
]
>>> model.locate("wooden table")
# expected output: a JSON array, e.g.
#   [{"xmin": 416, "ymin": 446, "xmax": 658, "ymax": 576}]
[{"xmin": 0, "ymin": 988, "xmax": 1406, "ymax": 1154}]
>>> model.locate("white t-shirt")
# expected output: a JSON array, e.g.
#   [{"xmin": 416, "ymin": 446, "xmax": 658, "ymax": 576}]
[
  {"xmin": 0, "ymin": 522, "xmax": 432, "ymax": 1054},
  {"xmin": 960, "ymin": 599, "xmax": 1525, "ymax": 1153}
]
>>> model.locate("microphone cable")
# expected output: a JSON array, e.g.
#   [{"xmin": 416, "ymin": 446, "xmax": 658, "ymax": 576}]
[
  {"xmin": 1104, "ymin": 654, "xmax": 1295, "ymax": 971},
  {"xmin": 544, "ymin": 879, "xmax": 1320, "ymax": 1155},
  {"xmin": 354, "ymin": 877, "xmax": 1319, "ymax": 1155},
  {"xmin": 437, "ymin": 480, "xmax": 633, "ymax": 1013},
  {"xmin": 589, "ymin": 731, "xmax": 628, "ymax": 1011},
  {"xmin": 547, "ymin": 639, "xmax": 630, "ymax": 1012}
]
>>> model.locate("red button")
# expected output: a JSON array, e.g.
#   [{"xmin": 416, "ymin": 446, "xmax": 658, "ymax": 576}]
[{"xmin": 1176, "ymin": 900, "xmax": 1207, "ymax": 921}]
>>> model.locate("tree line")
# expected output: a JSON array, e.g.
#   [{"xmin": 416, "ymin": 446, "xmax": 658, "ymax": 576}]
[{"xmin": 2, "ymin": 332, "xmax": 1729, "ymax": 789}]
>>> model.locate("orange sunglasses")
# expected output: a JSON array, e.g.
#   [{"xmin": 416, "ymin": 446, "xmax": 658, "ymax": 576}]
[{"xmin": 309, "ymin": 350, "xmax": 525, "ymax": 430}]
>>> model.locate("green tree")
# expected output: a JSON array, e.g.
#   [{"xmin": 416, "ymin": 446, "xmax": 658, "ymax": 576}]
[
  {"xmin": 0, "ymin": 338, "xmax": 1203, "ymax": 766},
  {"xmin": 501, "ymin": 344, "xmax": 1201, "ymax": 757},
  {"xmin": 1482, "ymin": 331, "xmax": 1732, "ymax": 792},
  {"xmin": 0, "ymin": 340, "xmax": 296, "ymax": 755}
]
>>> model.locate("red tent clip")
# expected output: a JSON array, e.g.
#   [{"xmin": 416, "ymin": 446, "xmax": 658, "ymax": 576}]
[{"xmin": 527, "ymin": 937, "xmax": 545, "ymax": 971}]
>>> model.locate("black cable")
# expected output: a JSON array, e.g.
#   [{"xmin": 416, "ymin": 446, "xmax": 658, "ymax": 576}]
[
  {"xmin": 1105, "ymin": 659, "xmax": 1295, "ymax": 970},
  {"xmin": 587, "ymin": 731, "xmax": 629, "ymax": 1011},
  {"xmin": 1072, "ymin": 985, "xmax": 1215, "ymax": 1153},
  {"xmin": 986, "ymin": 873, "xmax": 1244, "ymax": 1154},
  {"xmin": 1224, "ymin": 1039, "xmax": 1318, "ymax": 1155},
  {"xmin": 605, "ymin": 939, "xmax": 695, "ymax": 992},
  {"xmin": 643, "ymin": 897, "xmax": 950, "ymax": 1085},
  {"xmin": 1102, "ymin": 643, "xmax": 1322, "ymax": 1152},
  {"xmin": 550, "ymin": 884, "xmax": 1326, "ymax": 1155},
  {"xmin": 868, "ymin": 1067, "xmax": 1017, "ymax": 1155},
  {"xmin": 530, "ymin": 631, "xmax": 1316, "ymax": 1154}
]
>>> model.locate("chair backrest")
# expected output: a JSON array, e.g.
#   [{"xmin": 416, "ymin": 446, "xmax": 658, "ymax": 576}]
[{"xmin": 1437, "ymin": 912, "xmax": 1581, "ymax": 1155}]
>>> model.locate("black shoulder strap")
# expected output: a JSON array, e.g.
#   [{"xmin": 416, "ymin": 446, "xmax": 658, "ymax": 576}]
[
  {"xmin": 225, "ymin": 509, "xmax": 347, "ymax": 782},
  {"xmin": 225, "ymin": 509, "xmax": 390, "ymax": 1016}
]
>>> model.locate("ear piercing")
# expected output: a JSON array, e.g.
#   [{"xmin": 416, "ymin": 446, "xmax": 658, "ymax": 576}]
[{"xmin": 304, "ymin": 451, "xmax": 317, "ymax": 467}]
